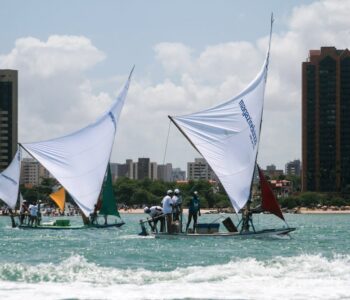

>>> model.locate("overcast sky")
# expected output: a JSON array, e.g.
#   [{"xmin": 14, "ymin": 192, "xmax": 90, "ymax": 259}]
[{"xmin": 0, "ymin": 0, "xmax": 348, "ymax": 170}]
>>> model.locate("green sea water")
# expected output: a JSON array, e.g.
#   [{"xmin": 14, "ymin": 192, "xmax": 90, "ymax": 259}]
[{"xmin": 0, "ymin": 213, "xmax": 349, "ymax": 299}]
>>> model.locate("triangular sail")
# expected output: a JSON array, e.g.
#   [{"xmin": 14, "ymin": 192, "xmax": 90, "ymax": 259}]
[
  {"xmin": 171, "ymin": 56, "xmax": 270, "ymax": 213},
  {"xmin": 99, "ymin": 163, "xmax": 120, "ymax": 217},
  {"xmin": 49, "ymin": 187, "xmax": 65, "ymax": 212},
  {"xmin": 170, "ymin": 19, "xmax": 273, "ymax": 213},
  {"xmin": 257, "ymin": 165, "xmax": 285, "ymax": 221},
  {"xmin": 0, "ymin": 149, "xmax": 21, "ymax": 209},
  {"xmin": 21, "ymin": 69, "xmax": 133, "ymax": 217}
]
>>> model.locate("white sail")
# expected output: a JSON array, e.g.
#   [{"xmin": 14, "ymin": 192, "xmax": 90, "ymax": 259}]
[
  {"xmin": 0, "ymin": 149, "xmax": 21, "ymax": 209},
  {"xmin": 171, "ymin": 54, "xmax": 270, "ymax": 213},
  {"xmin": 21, "ymin": 70, "xmax": 133, "ymax": 217}
]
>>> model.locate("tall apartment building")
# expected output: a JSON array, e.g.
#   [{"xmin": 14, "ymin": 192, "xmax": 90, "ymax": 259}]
[
  {"xmin": 0, "ymin": 70, "xmax": 18, "ymax": 171},
  {"xmin": 137, "ymin": 158, "xmax": 150, "ymax": 180},
  {"xmin": 20, "ymin": 158, "xmax": 50, "ymax": 186},
  {"xmin": 285, "ymin": 159, "xmax": 301, "ymax": 177},
  {"xmin": 187, "ymin": 158, "xmax": 215, "ymax": 180},
  {"xmin": 150, "ymin": 162, "xmax": 158, "ymax": 180},
  {"xmin": 157, "ymin": 163, "xmax": 173, "ymax": 182},
  {"xmin": 302, "ymin": 47, "xmax": 350, "ymax": 192}
]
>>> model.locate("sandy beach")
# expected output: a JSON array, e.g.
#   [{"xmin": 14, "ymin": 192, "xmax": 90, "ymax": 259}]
[{"xmin": 120, "ymin": 207, "xmax": 350, "ymax": 214}]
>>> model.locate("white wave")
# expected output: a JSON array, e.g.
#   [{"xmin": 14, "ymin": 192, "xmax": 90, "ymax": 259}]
[{"xmin": 0, "ymin": 254, "xmax": 350, "ymax": 300}]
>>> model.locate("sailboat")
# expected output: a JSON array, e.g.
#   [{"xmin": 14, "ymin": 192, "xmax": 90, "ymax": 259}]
[
  {"xmin": 0, "ymin": 149, "xmax": 21, "ymax": 227},
  {"xmin": 15, "ymin": 68, "xmax": 133, "ymax": 229},
  {"xmin": 87, "ymin": 163, "xmax": 124, "ymax": 228},
  {"xmin": 153, "ymin": 17, "xmax": 295, "ymax": 238},
  {"xmin": 19, "ymin": 164, "xmax": 124, "ymax": 229}
]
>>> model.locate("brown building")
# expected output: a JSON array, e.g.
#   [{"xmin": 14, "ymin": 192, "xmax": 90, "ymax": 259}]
[
  {"xmin": 0, "ymin": 70, "xmax": 18, "ymax": 171},
  {"xmin": 302, "ymin": 47, "xmax": 350, "ymax": 192}
]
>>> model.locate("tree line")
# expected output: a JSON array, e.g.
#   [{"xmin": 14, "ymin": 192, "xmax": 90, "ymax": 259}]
[{"xmin": 15, "ymin": 176, "xmax": 350, "ymax": 210}]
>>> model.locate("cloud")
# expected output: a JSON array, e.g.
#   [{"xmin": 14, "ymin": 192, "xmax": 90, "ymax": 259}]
[
  {"xmin": 121, "ymin": 0, "xmax": 350, "ymax": 170},
  {"xmin": 2, "ymin": 0, "xmax": 350, "ymax": 172},
  {"xmin": 0, "ymin": 35, "xmax": 108, "ymax": 143}
]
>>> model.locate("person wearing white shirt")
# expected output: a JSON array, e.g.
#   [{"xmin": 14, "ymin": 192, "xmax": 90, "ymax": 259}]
[
  {"xmin": 144, "ymin": 206, "xmax": 164, "ymax": 232},
  {"xmin": 28, "ymin": 202, "xmax": 38, "ymax": 226},
  {"xmin": 172, "ymin": 189, "xmax": 182, "ymax": 220},
  {"xmin": 162, "ymin": 190, "xmax": 174, "ymax": 233}
]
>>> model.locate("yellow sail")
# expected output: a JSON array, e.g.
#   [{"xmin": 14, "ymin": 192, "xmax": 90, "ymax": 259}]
[{"xmin": 49, "ymin": 187, "xmax": 65, "ymax": 212}]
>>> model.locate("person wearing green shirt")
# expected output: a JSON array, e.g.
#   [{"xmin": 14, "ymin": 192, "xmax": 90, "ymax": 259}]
[{"xmin": 186, "ymin": 191, "xmax": 201, "ymax": 232}]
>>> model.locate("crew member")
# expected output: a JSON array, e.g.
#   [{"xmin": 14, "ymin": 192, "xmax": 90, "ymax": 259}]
[
  {"xmin": 90, "ymin": 204, "xmax": 98, "ymax": 224},
  {"xmin": 144, "ymin": 206, "xmax": 164, "ymax": 232},
  {"xmin": 186, "ymin": 191, "xmax": 201, "ymax": 232},
  {"xmin": 172, "ymin": 189, "xmax": 182, "ymax": 221},
  {"xmin": 37, "ymin": 200, "xmax": 42, "ymax": 226},
  {"xmin": 162, "ymin": 190, "xmax": 174, "ymax": 233},
  {"xmin": 28, "ymin": 201, "xmax": 38, "ymax": 226},
  {"xmin": 241, "ymin": 200, "xmax": 253, "ymax": 232},
  {"xmin": 19, "ymin": 200, "xmax": 28, "ymax": 225}
]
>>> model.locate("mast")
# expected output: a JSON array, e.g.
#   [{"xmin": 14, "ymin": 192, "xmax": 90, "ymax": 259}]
[
  {"xmin": 247, "ymin": 13, "xmax": 274, "ymax": 204},
  {"xmin": 168, "ymin": 115, "xmax": 202, "ymax": 155}
]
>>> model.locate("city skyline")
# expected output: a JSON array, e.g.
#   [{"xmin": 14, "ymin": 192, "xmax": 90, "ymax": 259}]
[{"xmin": 0, "ymin": 0, "xmax": 348, "ymax": 170}]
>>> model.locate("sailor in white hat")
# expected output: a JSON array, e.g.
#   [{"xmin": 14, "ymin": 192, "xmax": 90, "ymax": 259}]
[{"xmin": 162, "ymin": 189, "xmax": 174, "ymax": 233}]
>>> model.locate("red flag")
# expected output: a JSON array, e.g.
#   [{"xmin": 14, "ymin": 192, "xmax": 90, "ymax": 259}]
[{"xmin": 258, "ymin": 165, "xmax": 285, "ymax": 221}]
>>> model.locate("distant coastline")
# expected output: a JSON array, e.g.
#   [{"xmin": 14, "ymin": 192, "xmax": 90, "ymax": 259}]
[{"xmin": 119, "ymin": 208, "xmax": 350, "ymax": 214}]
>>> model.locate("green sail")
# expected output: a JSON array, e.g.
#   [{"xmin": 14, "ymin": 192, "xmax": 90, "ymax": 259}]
[{"xmin": 99, "ymin": 164, "xmax": 120, "ymax": 217}]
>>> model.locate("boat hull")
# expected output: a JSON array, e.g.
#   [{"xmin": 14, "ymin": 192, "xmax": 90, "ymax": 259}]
[
  {"xmin": 18, "ymin": 222, "xmax": 125, "ymax": 230},
  {"xmin": 18, "ymin": 224, "xmax": 84, "ymax": 230},
  {"xmin": 153, "ymin": 227, "xmax": 296, "ymax": 239}
]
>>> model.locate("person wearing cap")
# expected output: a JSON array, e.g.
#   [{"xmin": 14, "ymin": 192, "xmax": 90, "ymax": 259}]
[
  {"xmin": 172, "ymin": 188, "xmax": 183, "ymax": 232},
  {"xmin": 19, "ymin": 200, "xmax": 29, "ymax": 225},
  {"xmin": 186, "ymin": 191, "xmax": 201, "ymax": 233},
  {"xmin": 144, "ymin": 206, "xmax": 164, "ymax": 232},
  {"xmin": 162, "ymin": 189, "xmax": 174, "ymax": 233}
]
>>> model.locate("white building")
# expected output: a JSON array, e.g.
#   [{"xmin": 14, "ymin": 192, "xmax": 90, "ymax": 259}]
[
  {"xmin": 187, "ymin": 158, "xmax": 215, "ymax": 180},
  {"xmin": 21, "ymin": 158, "xmax": 50, "ymax": 186}
]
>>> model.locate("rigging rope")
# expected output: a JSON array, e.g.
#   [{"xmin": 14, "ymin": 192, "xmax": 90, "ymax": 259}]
[{"xmin": 162, "ymin": 119, "xmax": 171, "ymax": 165}]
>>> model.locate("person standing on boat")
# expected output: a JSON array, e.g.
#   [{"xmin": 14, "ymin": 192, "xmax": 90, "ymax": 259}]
[
  {"xmin": 28, "ymin": 201, "xmax": 38, "ymax": 226},
  {"xmin": 144, "ymin": 206, "xmax": 165, "ymax": 232},
  {"xmin": 19, "ymin": 200, "xmax": 29, "ymax": 225},
  {"xmin": 162, "ymin": 190, "xmax": 174, "ymax": 233},
  {"xmin": 37, "ymin": 200, "xmax": 42, "ymax": 226},
  {"xmin": 241, "ymin": 200, "xmax": 253, "ymax": 232},
  {"xmin": 186, "ymin": 191, "xmax": 201, "ymax": 233},
  {"xmin": 90, "ymin": 204, "xmax": 98, "ymax": 224},
  {"xmin": 172, "ymin": 189, "xmax": 182, "ymax": 221}
]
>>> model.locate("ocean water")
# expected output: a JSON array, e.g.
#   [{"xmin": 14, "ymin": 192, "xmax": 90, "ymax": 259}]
[{"xmin": 0, "ymin": 213, "xmax": 349, "ymax": 300}]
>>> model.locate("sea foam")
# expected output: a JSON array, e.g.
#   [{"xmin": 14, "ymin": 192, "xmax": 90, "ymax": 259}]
[{"xmin": 0, "ymin": 254, "xmax": 349, "ymax": 300}]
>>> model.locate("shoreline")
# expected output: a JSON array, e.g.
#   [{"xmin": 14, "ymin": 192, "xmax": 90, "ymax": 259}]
[
  {"xmin": 118, "ymin": 208, "xmax": 350, "ymax": 214},
  {"xmin": 2, "ymin": 208, "xmax": 350, "ymax": 217}
]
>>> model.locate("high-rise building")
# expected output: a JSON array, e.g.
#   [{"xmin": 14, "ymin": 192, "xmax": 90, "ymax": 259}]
[
  {"xmin": 285, "ymin": 159, "xmax": 301, "ymax": 177},
  {"xmin": 20, "ymin": 158, "xmax": 50, "ymax": 186},
  {"xmin": 302, "ymin": 47, "xmax": 350, "ymax": 192},
  {"xmin": 137, "ymin": 158, "xmax": 150, "ymax": 180},
  {"xmin": 187, "ymin": 158, "xmax": 215, "ymax": 180},
  {"xmin": 150, "ymin": 162, "xmax": 158, "ymax": 180},
  {"xmin": 0, "ymin": 70, "xmax": 18, "ymax": 171},
  {"xmin": 172, "ymin": 168, "xmax": 186, "ymax": 181},
  {"xmin": 157, "ymin": 163, "xmax": 173, "ymax": 182}
]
